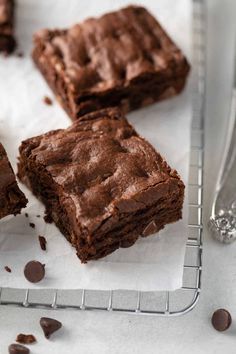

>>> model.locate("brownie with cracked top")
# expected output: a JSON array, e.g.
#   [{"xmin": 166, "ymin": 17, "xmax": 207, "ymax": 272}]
[
  {"xmin": 0, "ymin": 143, "xmax": 27, "ymax": 219},
  {"xmin": 32, "ymin": 5, "xmax": 190, "ymax": 120},
  {"xmin": 18, "ymin": 107, "xmax": 185, "ymax": 262},
  {"xmin": 0, "ymin": 0, "xmax": 16, "ymax": 54}
]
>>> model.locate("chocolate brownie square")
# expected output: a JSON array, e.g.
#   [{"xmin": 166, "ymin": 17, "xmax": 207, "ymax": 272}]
[
  {"xmin": 0, "ymin": 0, "xmax": 16, "ymax": 54},
  {"xmin": 32, "ymin": 5, "xmax": 190, "ymax": 120},
  {"xmin": 0, "ymin": 143, "xmax": 27, "ymax": 219},
  {"xmin": 18, "ymin": 107, "xmax": 184, "ymax": 262}
]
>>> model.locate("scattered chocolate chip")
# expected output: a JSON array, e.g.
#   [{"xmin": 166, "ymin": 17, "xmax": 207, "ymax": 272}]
[
  {"xmin": 4, "ymin": 266, "xmax": 12, "ymax": 273},
  {"xmin": 8, "ymin": 343, "xmax": 29, "ymax": 354},
  {"xmin": 16, "ymin": 334, "xmax": 36, "ymax": 345},
  {"xmin": 43, "ymin": 96, "xmax": 53, "ymax": 106},
  {"xmin": 36, "ymin": 215, "xmax": 41, "ymax": 218},
  {"xmin": 24, "ymin": 261, "xmax": 45, "ymax": 283},
  {"xmin": 25, "ymin": 213, "xmax": 28, "ymax": 218},
  {"xmin": 38, "ymin": 236, "xmax": 47, "ymax": 251},
  {"xmin": 211, "ymin": 309, "xmax": 232, "ymax": 331},
  {"xmin": 29, "ymin": 223, "xmax": 35, "ymax": 229},
  {"xmin": 40, "ymin": 317, "xmax": 62, "ymax": 339}
]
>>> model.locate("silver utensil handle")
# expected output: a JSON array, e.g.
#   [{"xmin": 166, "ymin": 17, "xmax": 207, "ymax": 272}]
[{"xmin": 209, "ymin": 89, "xmax": 236, "ymax": 243}]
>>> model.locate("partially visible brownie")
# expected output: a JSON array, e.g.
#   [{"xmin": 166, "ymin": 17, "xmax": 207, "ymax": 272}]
[
  {"xmin": 32, "ymin": 5, "xmax": 190, "ymax": 120},
  {"xmin": 0, "ymin": 0, "xmax": 16, "ymax": 54},
  {"xmin": 0, "ymin": 143, "xmax": 27, "ymax": 219},
  {"xmin": 18, "ymin": 107, "xmax": 184, "ymax": 262}
]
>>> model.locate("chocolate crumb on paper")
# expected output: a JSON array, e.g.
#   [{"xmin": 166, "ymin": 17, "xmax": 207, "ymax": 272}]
[
  {"xmin": 8, "ymin": 343, "xmax": 29, "ymax": 354},
  {"xmin": 43, "ymin": 96, "xmax": 53, "ymax": 106},
  {"xmin": 16, "ymin": 333, "xmax": 37, "ymax": 344},
  {"xmin": 38, "ymin": 236, "xmax": 47, "ymax": 251},
  {"xmin": 4, "ymin": 266, "xmax": 12, "ymax": 273},
  {"xmin": 40, "ymin": 317, "xmax": 62, "ymax": 339}
]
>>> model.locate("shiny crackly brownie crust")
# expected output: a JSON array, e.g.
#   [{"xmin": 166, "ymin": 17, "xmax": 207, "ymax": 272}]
[
  {"xmin": 0, "ymin": 143, "xmax": 27, "ymax": 219},
  {"xmin": 32, "ymin": 5, "xmax": 190, "ymax": 120},
  {"xmin": 0, "ymin": 0, "xmax": 16, "ymax": 54},
  {"xmin": 18, "ymin": 107, "xmax": 185, "ymax": 262}
]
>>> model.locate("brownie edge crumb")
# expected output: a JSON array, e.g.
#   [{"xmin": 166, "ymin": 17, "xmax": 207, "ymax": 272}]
[{"xmin": 44, "ymin": 213, "xmax": 53, "ymax": 223}]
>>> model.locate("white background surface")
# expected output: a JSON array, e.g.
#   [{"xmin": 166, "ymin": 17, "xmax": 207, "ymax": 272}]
[
  {"xmin": 0, "ymin": 0, "xmax": 236, "ymax": 353},
  {"xmin": 0, "ymin": 0, "xmax": 191, "ymax": 292}
]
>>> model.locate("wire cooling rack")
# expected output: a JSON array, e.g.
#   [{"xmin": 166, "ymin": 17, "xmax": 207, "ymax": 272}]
[{"xmin": 0, "ymin": 0, "xmax": 206, "ymax": 316}]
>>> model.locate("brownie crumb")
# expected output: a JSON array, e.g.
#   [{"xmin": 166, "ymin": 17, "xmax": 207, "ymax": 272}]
[
  {"xmin": 38, "ymin": 236, "xmax": 47, "ymax": 251},
  {"xmin": 43, "ymin": 96, "xmax": 53, "ymax": 106},
  {"xmin": 4, "ymin": 266, "xmax": 12, "ymax": 273},
  {"xmin": 44, "ymin": 213, "xmax": 53, "ymax": 223},
  {"xmin": 29, "ymin": 222, "xmax": 35, "ymax": 229},
  {"xmin": 16, "ymin": 333, "xmax": 37, "ymax": 344},
  {"xmin": 17, "ymin": 52, "xmax": 24, "ymax": 58},
  {"xmin": 25, "ymin": 213, "xmax": 28, "ymax": 217}
]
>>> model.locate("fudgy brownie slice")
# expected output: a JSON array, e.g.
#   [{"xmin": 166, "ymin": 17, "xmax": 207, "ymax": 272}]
[
  {"xmin": 32, "ymin": 5, "xmax": 190, "ymax": 120},
  {"xmin": 0, "ymin": 143, "xmax": 27, "ymax": 219},
  {"xmin": 18, "ymin": 107, "xmax": 185, "ymax": 262},
  {"xmin": 0, "ymin": 0, "xmax": 16, "ymax": 54}
]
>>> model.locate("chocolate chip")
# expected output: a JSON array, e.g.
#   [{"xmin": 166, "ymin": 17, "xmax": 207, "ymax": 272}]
[
  {"xmin": 43, "ymin": 96, "xmax": 53, "ymax": 106},
  {"xmin": 25, "ymin": 213, "xmax": 28, "ymax": 218},
  {"xmin": 142, "ymin": 220, "xmax": 158, "ymax": 237},
  {"xmin": 36, "ymin": 215, "xmax": 41, "ymax": 218},
  {"xmin": 8, "ymin": 343, "xmax": 29, "ymax": 354},
  {"xmin": 40, "ymin": 317, "xmax": 62, "ymax": 339},
  {"xmin": 38, "ymin": 236, "xmax": 47, "ymax": 251},
  {"xmin": 4, "ymin": 266, "xmax": 12, "ymax": 273},
  {"xmin": 29, "ymin": 223, "xmax": 35, "ymax": 229},
  {"xmin": 24, "ymin": 261, "xmax": 45, "ymax": 283},
  {"xmin": 211, "ymin": 309, "xmax": 232, "ymax": 331},
  {"xmin": 16, "ymin": 334, "xmax": 36, "ymax": 345}
]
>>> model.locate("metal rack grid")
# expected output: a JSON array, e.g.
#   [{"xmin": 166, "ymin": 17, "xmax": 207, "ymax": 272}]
[{"xmin": 0, "ymin": 0, "xmax": 206, "ymax": 316}]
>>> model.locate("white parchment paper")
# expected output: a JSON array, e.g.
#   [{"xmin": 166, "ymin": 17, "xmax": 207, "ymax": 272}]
[{"xmin": 0, "ymin": 0, "xmax": 191, "ymax": 291}]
